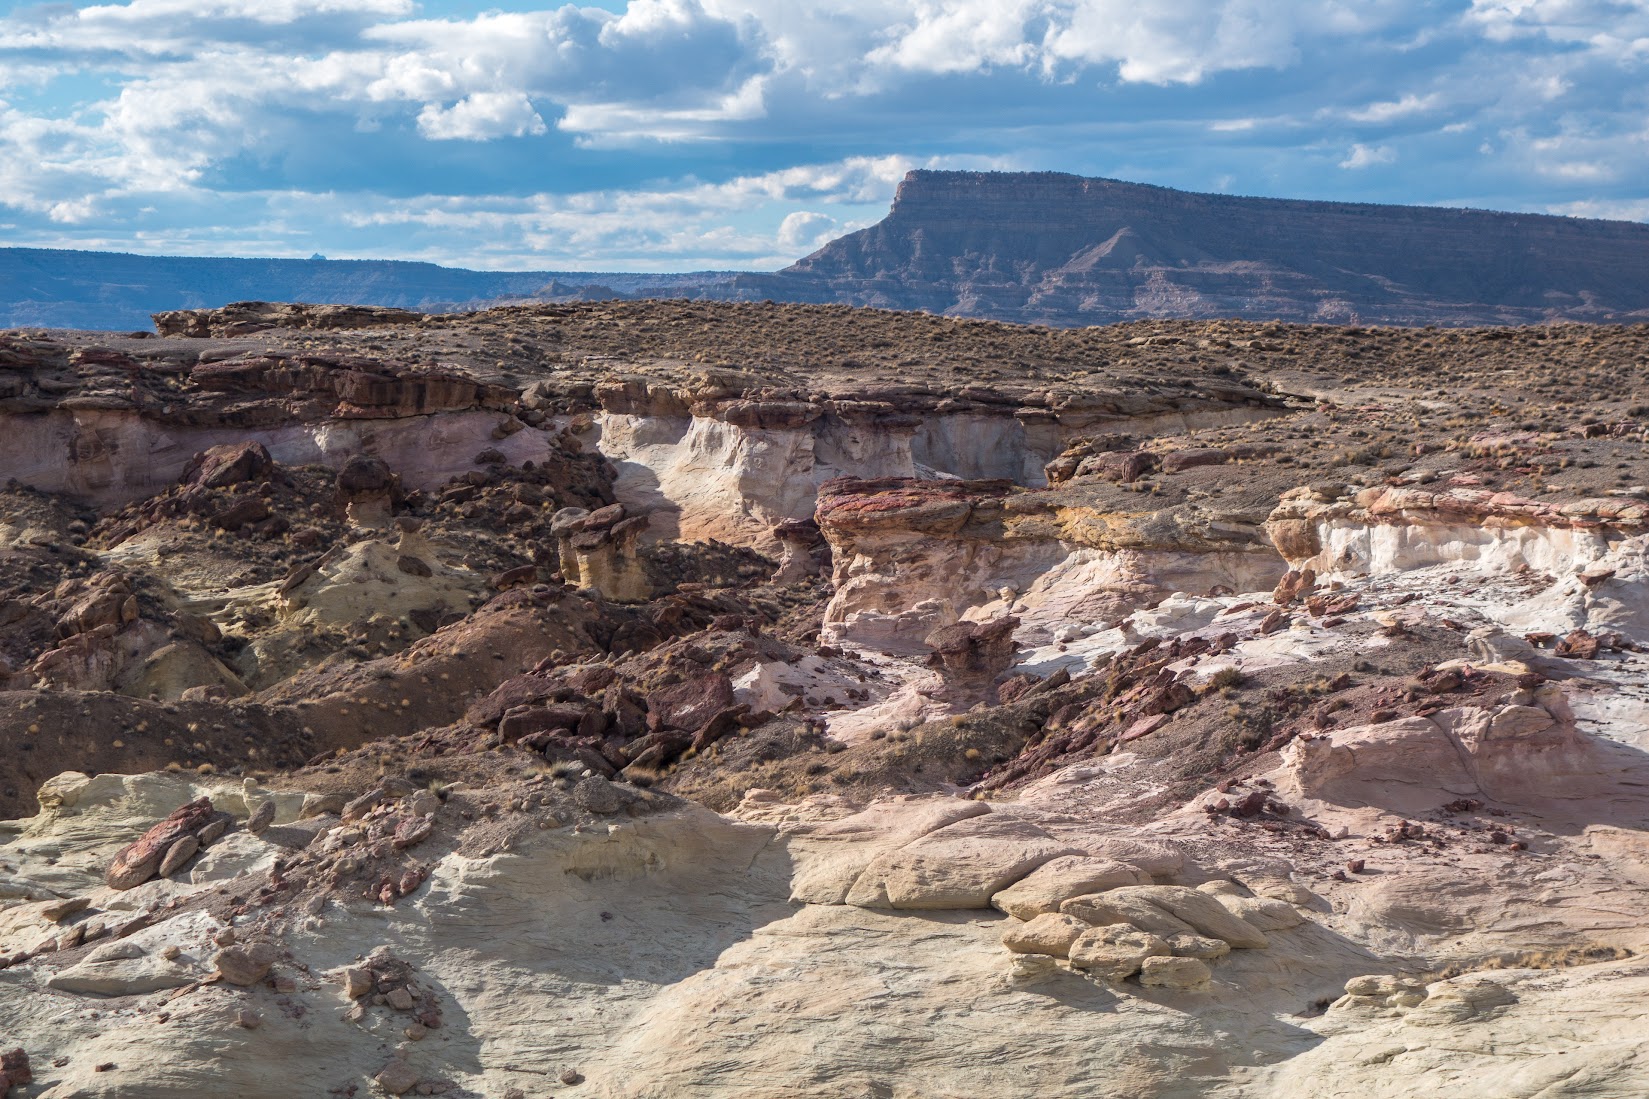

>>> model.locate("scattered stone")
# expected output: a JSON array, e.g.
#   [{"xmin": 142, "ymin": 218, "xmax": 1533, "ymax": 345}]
[
  {"xmin": 342, "ymin": 966, "xmax": 374, "ymax": 1000},
  {"xmin": 0, "ymin": 1048, "xmax": 32, "ymax": 1091},
  {"xmin": 375, "ymin": 1059, "xmax": 421, "ymax": 1096},
  {"xmin": 213, "ymin": 943, "xmax": 278, "ymax": 986},
  {"xmin": 157, "ymin": 834, "xmax": 200, "ymax": 878},
  {"xmin": 246, "ymin": 800, "xmax": 276, "ymax": 836}
]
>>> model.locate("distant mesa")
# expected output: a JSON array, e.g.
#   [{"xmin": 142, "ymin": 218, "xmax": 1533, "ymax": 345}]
[
  {"xmin": 5, "ymin": 171, "xmax": 1649, "ymax": 330},
  {"xmin": 732, "ymin": 170, "xmax": 1649, "ymax": 327}
]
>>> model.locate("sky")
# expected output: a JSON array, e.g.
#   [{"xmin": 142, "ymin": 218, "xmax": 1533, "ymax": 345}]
[{"xmin": 0, "ymin": 0, "xmax": 1646, "ymax": 271}]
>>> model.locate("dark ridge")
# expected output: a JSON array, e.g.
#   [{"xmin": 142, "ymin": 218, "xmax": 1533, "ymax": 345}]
[
  {"xmin": 0, "ymin": 247, "xmax": 736, "ymax": 330},
  {"xmin": 725, "ymin": 170, "xmax": 1649, "ymax": 326}
]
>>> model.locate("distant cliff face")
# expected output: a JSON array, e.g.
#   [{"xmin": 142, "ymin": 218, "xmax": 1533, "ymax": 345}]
[{"xmin": 731, "ymin": 170, "xmax": 1649, "ymax": 326}]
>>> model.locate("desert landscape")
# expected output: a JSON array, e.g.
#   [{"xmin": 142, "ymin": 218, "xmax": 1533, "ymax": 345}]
[{"xmin": 0, "ymin": 299, "xmax": 1645, "ymax": 1096}]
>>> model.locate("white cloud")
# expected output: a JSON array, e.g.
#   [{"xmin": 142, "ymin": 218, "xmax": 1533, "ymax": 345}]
[
  {"xmin": 314, "ymin": 153, "xmax": 1005, "ymax": 267},
  {"xmin": 866, "ymin": 0, "xmax": 1041, "ymax": 75},
  {"xmin": 1466, "ymin": 0, "xmax": 1649, "ymax": 56},
  {"xmin": 777, "ymin": 209, "xmax": 840, "ymax": 248},
  {"xmin": 1339, "ymin": 142, "xmax": 1397, "ymax": 168},
  {"xmin": 417, "ymin": 92, "xmax": 547, "ymax": 140},
  {"xmin": 1043, "ymin": 1, "xmax": 1301, "ymax": 85},
  {"xmin": 559, "ymin": 75, "xmax": 769, "ymax": 143},
  {"xmin": 1344, "ymin": 92, "xmax": 1441, "ymax": 123}
]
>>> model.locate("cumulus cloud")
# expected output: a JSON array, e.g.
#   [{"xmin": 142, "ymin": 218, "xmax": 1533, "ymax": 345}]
[
  {"xmin": 417, "ymin": 92, "xmax": 547, "ymax": 141},
  {"xmin": 1042, "ymin": 1, "xmax": 1303, "ymax": 85},
  {"xmin": 776, "ymin": 210, "xmax": 840, "ymax": 248}
]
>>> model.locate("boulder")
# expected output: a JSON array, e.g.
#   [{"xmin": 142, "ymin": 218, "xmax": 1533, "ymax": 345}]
[
  {"xmin": 342, "ymin": 966, "xmax": 374, "ymax": 999},
  {"xmin": 990, "ymin": 855, "xmax": 1151, "ymax": 919},
  {"xmin": 1000, "ymin": 913, "xmax": 1091, "ymax": 958},
  {"xmin": 646, "ymin": 674, "xmax": 735, "ymax": 732},
  {"xmin": 214, "ymin": 942, "xmax": 278, "ymax": 986},
  {"xmin": 156, "ymin": 834, "xmax": 200, "ymax": 878},
  {"xmin": 106, "ymin": 798, "xmax": 216, "ymax": 890},
  {"xmin": 375, "ymin": 1059, "xmax": 421, "ymax": 1096},
  {"xmin": 182, "ymin": 441, "xmax": 273, "ymax": 489},
  {"xmin": 572, "ymin": 776, "xmax": 633, "ymax": 816},
  {"xmin": 43, "ymin": 940, "xmax": 212, "ymax": 998},
  {"xmin": 335, "ymin": 455, "xmax": 394, "ymax": 494},
  {"xmin": 1067, "ymin": 925, "xmax": 1170, "ymax": 981},
  {"xmin": 1077, "ymin": 451, "xmax": 1156, "ymax": 483},
  {"xmin": 786, "ymin": 800, "xmax": 992, "ymax": 905},
  {"xmin": 1161, "ymin": 448, "xmax": 1229, "ymax": 473},
  {"xmin": 246, "ymin": 799, "xmax": 276, "ymax": 836},
  {"xmin": 1272, "ymin": 567, "xmax": 1316, "ymax": 606}
]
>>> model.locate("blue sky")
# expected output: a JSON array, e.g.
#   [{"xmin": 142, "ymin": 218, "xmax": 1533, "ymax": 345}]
[{"xmin": 1, "ymin": 0, "xmax": 1646, "ymax": 271}]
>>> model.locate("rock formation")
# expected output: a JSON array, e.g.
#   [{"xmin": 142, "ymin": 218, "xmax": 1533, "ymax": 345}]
[
  {"xmin": 0, "ymin": 300, "xmax": 1647, "ymax": 1097},
  {"xmin": 736, "ymin": 170, "xmax": 1649, "ymax": 326}
]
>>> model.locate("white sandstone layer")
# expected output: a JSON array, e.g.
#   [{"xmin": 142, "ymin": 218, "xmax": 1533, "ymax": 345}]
[{"xmin": 9, "ymin": 409, "xmax": 557, "ymax": 506}]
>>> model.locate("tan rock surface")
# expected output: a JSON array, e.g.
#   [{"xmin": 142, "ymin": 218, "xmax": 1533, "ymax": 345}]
[
  {"xmin": 990, "ymin": 855, "xmax": 1152, "ymax": 919},
  {"xmin": 1000, "ymin": 912, "xmax": 1091, "ymax": 957}
]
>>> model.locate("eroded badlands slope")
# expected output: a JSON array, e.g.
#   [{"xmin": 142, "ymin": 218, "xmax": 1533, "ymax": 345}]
[{"xmin": 0, "ymin": 301, "xmax": 1647, "ymax": 1098}]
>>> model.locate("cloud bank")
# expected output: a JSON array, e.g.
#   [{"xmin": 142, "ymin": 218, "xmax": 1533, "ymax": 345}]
[{"xmin": 1, "ymin": 0, "xmax": 1645, "ymax": 269}]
